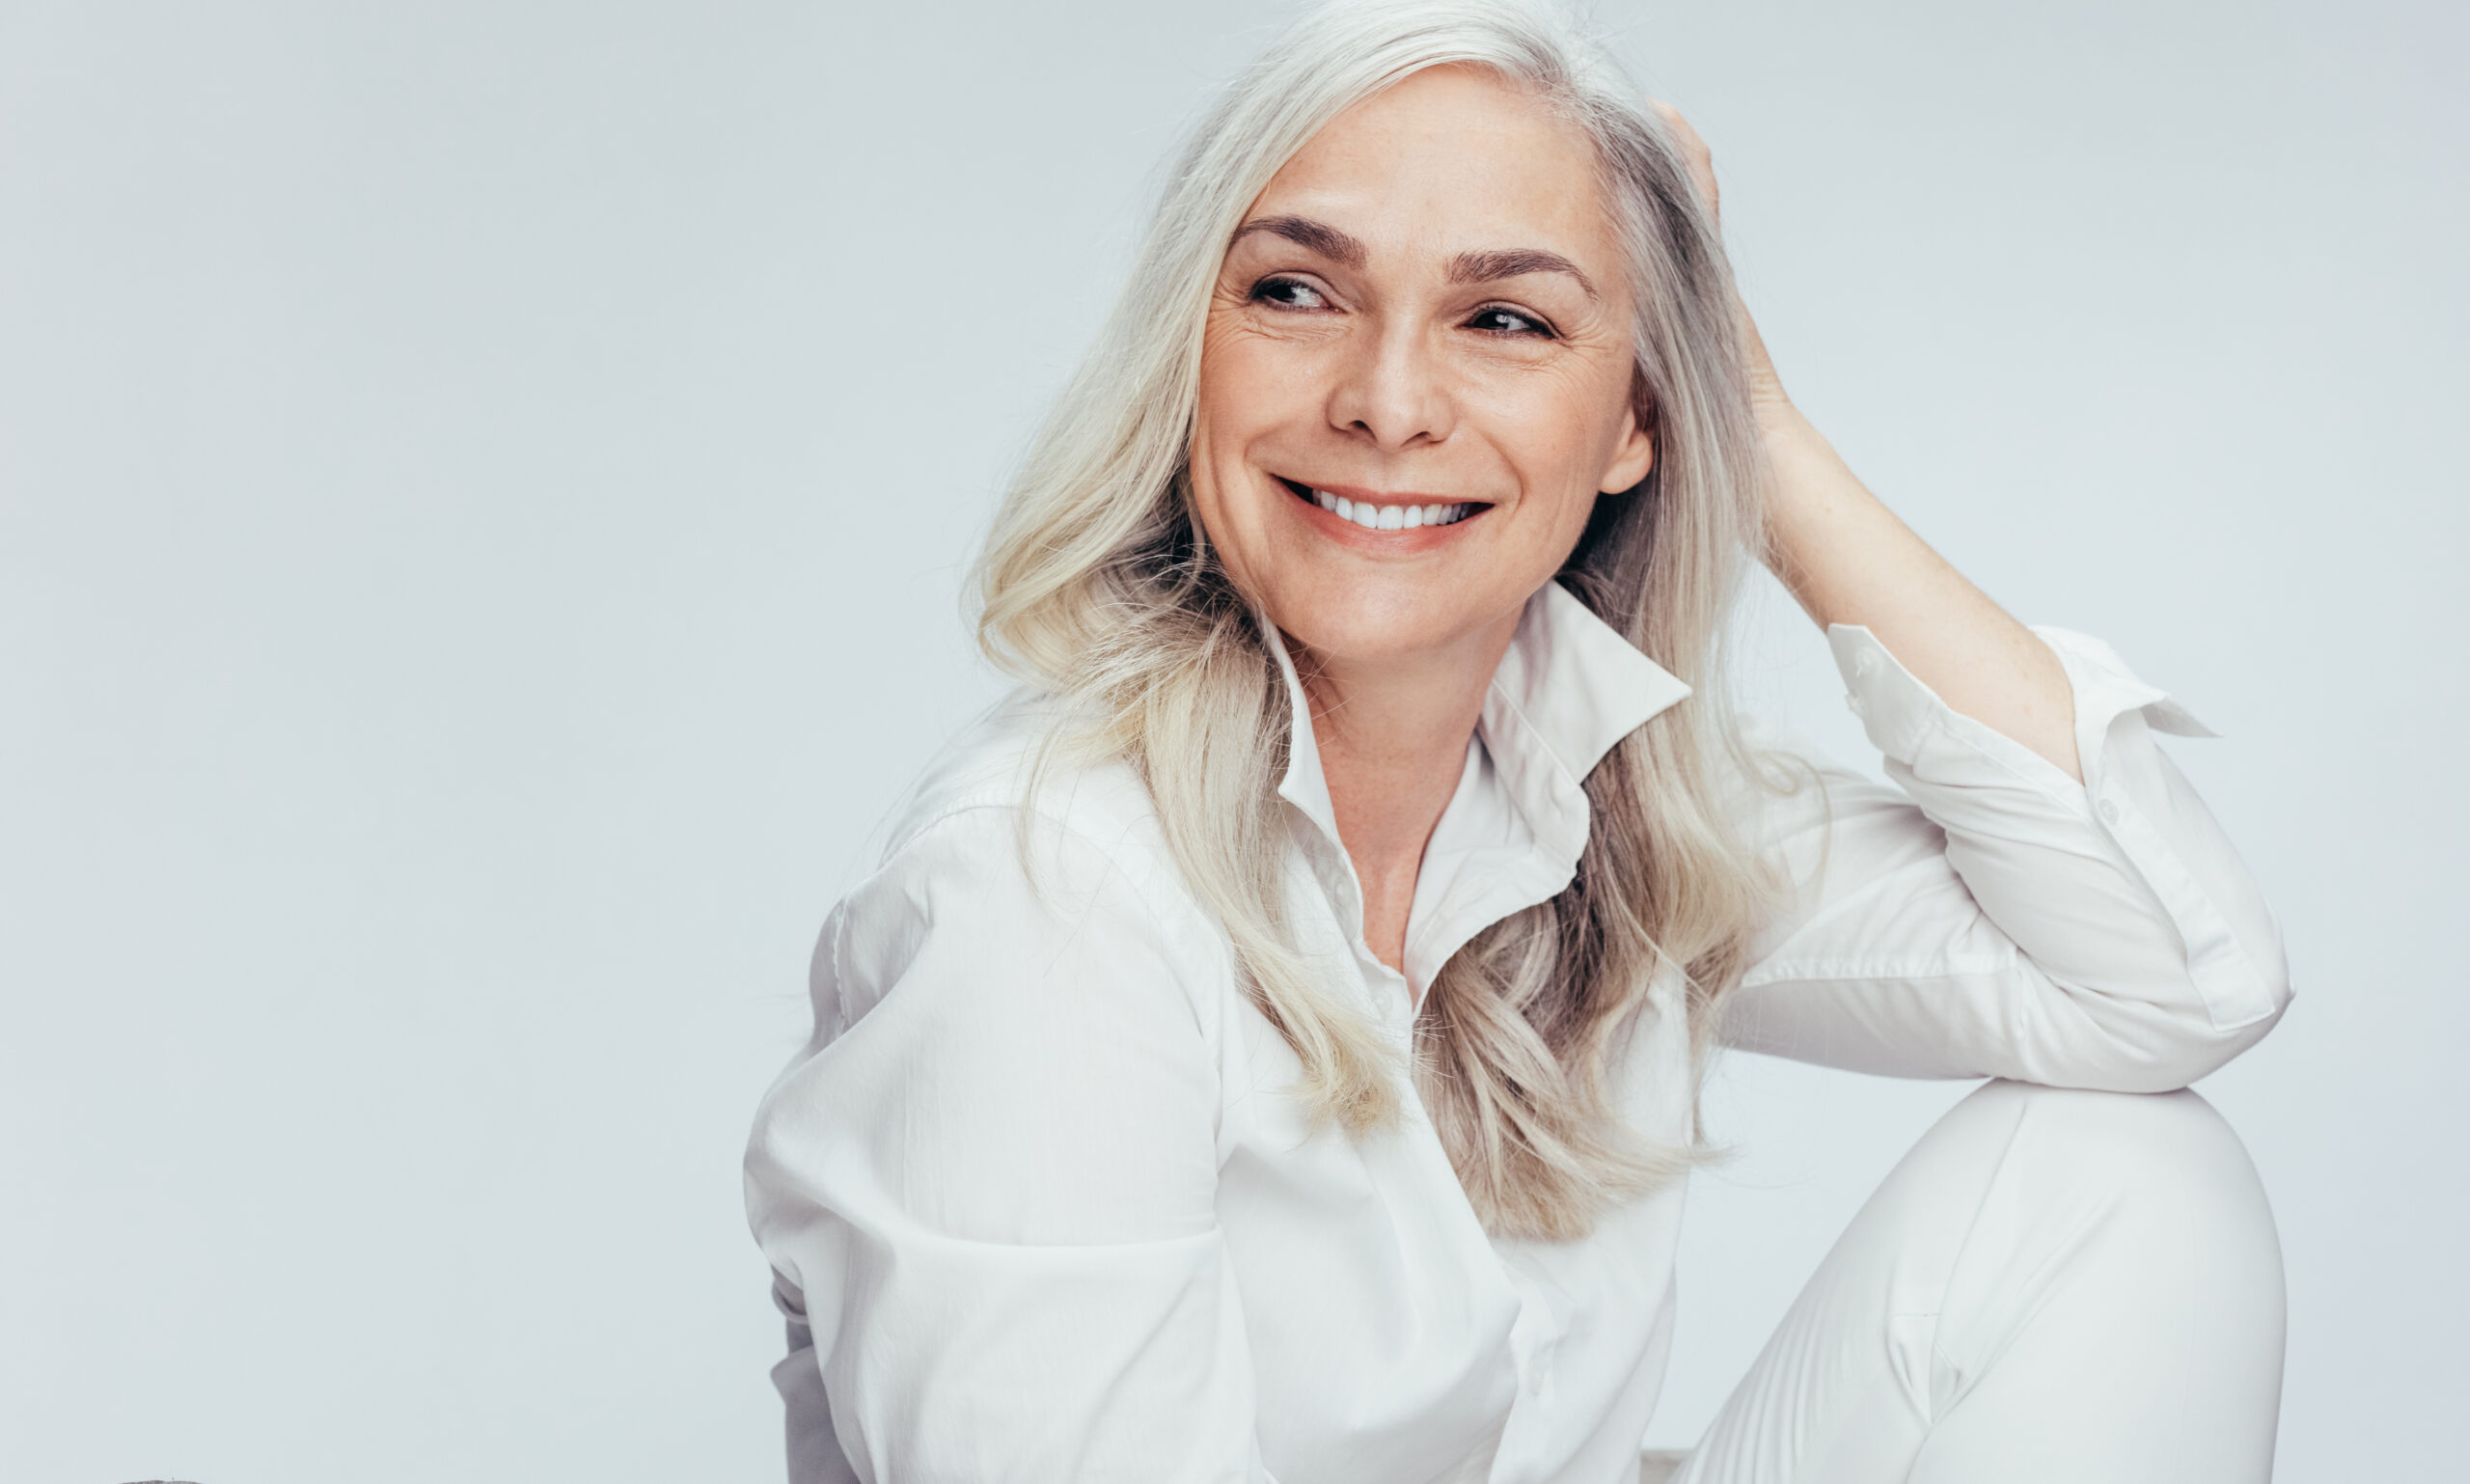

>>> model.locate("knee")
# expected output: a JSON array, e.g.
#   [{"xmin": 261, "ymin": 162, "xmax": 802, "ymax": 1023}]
[
  {"xmin": 1881, "ymin": 1085, "xmax": 2288, "ymax": 1470},
  {"xmin": 1956, "ymin": 1080, "xmax": 2283, "ymax": 1294}
]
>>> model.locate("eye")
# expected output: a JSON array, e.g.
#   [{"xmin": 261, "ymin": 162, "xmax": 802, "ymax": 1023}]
[
  {"xmin": 1249, "ymin": 275, "xmax": 1331, "ymax": 311},
  {"xmin": 1467, "ymin": 304, "xmax": 1555, "ymax": 338}
]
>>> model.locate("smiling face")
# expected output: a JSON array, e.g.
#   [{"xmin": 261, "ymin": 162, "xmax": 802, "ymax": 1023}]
[{"xmin": 1191, "ymin": 65, "xmax": 1654, "ymax": 675}]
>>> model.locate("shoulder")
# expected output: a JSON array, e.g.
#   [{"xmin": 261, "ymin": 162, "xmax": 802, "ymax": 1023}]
[
  {"xmin": 880, "ymin": 689, "xmax": 1168, "ymax": 871},
  {"xmin": 824, "ymin": 689, "xmax": 1229, "ymax": 1029},
  {"xmin": 751, "ymin": 698, "xmax": 1237, "ymax": 1256}
]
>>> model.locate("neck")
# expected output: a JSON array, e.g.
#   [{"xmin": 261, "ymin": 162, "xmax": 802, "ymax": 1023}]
[{"xmin": 1291, "ymin": 608, "xmax": 1523, "ymax": 982}]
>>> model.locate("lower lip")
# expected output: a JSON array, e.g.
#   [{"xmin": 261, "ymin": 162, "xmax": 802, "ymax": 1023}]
[{"xmin": 1284, "ymin": 484, "xmax": 1489, "ymax": 552}]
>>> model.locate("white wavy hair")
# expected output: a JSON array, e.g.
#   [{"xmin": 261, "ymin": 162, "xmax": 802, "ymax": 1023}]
[{"xmin": 973, "ymin": 0, "xmax": 1779, "ymax": 1241}]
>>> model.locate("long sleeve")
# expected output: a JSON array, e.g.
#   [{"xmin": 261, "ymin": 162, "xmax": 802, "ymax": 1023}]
[
  {"xmin": 1720, "ymin": 624, "xmax": 2291, "ymax": 1090},
  {"xmin": 743, "ymin": 804, "xmax": 1270, "ymax": 1484}
]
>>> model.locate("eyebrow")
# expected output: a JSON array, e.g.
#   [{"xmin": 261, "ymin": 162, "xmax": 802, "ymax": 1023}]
[
  {"xmin": 1229, "ymin": 214, "xmax": 1366, "ymax": 267},
  {"xmin": 1229, "ymin": 214, "xmax": 1597, "ymax": 300},
  {"xmin": 1447, "ymin": 247, "xmax": 1598, "ymax": 300}
]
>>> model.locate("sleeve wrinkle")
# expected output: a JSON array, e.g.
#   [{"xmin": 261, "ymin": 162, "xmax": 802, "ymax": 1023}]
[
  {"xmin": 1725, "ymin": 625, "xmax": 2291, "ymax": 1086},
  {"xmin": 748, "ymin": 789, "xmax": 1270, "ymax": 1482}
]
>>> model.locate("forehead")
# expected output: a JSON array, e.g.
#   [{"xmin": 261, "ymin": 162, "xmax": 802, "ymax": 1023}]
[{"xmin": 1245, "ymin": 65, "xmax": 1618, "ymax": 273}]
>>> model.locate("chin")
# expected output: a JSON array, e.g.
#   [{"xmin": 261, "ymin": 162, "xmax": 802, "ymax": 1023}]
[{"xmin": 1265, "ymin": 584, "xmax": 1504, "ymax": 667}]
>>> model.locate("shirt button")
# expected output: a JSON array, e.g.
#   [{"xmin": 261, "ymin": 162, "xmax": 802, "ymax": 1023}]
[
  {"xmin": 1844, "ymin": 693, "xmax": 1865, "ymax": 717},
  {"xmin": 2098, "ymin": 797, "xmax": 2121, "ymax": 824},
  {"xmin": 1854, "ymin": 648, "xmax": 1880, "ymax": 676}
]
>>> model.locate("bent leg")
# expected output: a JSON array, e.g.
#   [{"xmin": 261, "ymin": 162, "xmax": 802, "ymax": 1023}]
[{"xmin": 1671, "ymin": 1081, "xmax": 2285, "ymax": 1484}]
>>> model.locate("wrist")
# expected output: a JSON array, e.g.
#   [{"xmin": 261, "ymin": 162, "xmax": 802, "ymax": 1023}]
[
  {"xmin": 1736, "ymin": 306, "xmax": 1796, "ymax": 431},
  {"xmin": 1755, "ymin": 400, "xmax": 1831, "ymax": 475},
  {"xmin": 1754, "ymin": 411, "xmax": 1869, "ymax": 561}
]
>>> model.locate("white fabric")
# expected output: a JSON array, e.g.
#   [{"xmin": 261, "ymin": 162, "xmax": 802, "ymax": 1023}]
[
  {"xmin": 741, "ymin": 580, "xmax": 2292, "ymax": 1484},
  {"xmin": 1673, "ymin": 1080, "xmax": 2285, "ymax": 1484}
]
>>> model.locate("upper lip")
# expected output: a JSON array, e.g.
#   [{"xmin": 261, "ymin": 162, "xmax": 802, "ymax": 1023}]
[{"xmin": 1276, "ymin": 476, "xmax": 1488, "ymax": 508}]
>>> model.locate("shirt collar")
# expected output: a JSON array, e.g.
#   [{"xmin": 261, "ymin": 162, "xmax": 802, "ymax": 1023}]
[{"xmin": 1266, "ymin": 578, "xmax": 1693, "ymax": 891}]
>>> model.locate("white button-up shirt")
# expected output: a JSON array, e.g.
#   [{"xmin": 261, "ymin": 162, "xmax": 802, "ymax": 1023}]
[{"xmin": 744, "ymin": 581, "xmax": 2289, "ymax": 1484}]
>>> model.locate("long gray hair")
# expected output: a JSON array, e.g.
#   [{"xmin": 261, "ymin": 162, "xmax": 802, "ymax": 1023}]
[{"xmin": 973, "ymin": 0, "xmax": 1776, "ymax": 1241}]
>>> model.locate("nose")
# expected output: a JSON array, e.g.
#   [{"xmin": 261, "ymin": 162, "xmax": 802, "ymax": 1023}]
[{"xmin": 1324, "ymin": 317, "xmax": 1455, "ymax": 452}]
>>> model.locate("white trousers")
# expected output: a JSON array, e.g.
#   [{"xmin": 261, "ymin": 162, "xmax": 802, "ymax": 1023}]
[{"xmin": 1661, "ymin": 1081, "xmax": 2286, "ymax": 1484}]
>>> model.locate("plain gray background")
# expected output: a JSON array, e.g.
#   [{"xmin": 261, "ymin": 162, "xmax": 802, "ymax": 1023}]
[{"xmin": 2, "ymin": 0, "xmax": 2460, "ymax": 1478}]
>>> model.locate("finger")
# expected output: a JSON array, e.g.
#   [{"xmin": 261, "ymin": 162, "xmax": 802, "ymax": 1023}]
[{"xmin": 1645, "ymin": 98, "xmax": 1720, "ymax": 223}]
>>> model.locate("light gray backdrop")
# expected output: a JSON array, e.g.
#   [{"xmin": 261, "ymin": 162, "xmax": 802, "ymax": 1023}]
[{"xmin": 3, "ymin": 1, "xmax": 2459, "ymax": 1479}]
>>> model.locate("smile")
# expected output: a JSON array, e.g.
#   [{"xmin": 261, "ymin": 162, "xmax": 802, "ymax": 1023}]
[{"xmin": 1276, "ymin": 477, "xmax": 1488, "ymax": 532}]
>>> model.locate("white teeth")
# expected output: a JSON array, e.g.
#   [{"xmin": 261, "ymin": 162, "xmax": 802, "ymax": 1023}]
[{"xmin": 1304, "ymin": 486, "xmax": 1476, "ymax": 530}]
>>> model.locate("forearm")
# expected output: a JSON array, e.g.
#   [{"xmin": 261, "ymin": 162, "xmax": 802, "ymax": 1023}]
[{"xmin": 1755, "ymin": 381, "xmax": 2083, "ymax": 783}]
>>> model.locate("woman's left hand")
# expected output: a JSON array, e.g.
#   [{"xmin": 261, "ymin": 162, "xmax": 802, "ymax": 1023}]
[
  {"xmin": 1649, "ymin": 100, "xmax": 1792, "ymax": 426},
  {"xmin": 1649, "ymin": 99, "xmax": 2087, "ymax": 783}
]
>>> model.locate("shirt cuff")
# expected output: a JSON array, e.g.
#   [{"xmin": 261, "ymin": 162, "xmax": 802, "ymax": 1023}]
[{"xmin": 1824, "ymin": 623, "xmax": 2214, "ymax": 777}]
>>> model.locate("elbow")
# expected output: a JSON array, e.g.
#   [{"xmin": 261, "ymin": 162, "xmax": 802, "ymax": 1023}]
[
  {"xmin": 2113, "ymin": 901, "xmax": 2298, "ymax": 1092},
  {"xmin": 2115, "ymin": 1010, "xmax": 2291, "ymax": 1093},
  {"xmin": 2167, "ymin": 916, "xmax": 2295, "ymax": 1086},
  {"xmin": 2071, "ymin": 970, "xmax": 2294, "ymax": 1094}
]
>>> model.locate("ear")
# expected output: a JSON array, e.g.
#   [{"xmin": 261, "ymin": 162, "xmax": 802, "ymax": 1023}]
[{"xmin": 1598, "ymin": 399, "xmax": 1657, "ymax": 495}]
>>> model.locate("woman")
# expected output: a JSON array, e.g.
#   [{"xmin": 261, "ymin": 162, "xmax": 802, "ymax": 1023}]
[{"xmin": 745, "ymin": 1, "xmax": 2291, "ymax": 1479}]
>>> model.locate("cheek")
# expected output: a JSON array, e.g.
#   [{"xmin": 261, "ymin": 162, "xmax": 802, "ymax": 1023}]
[
  {"xmin": 1519, "ymin": 362, "xmax": 1638, "ymax": 500},
  {"xmin": 1196, "ymin": 316, "xmax": 1304, "ymax": 428},
  {"xmin": 1190, "ymin": 333, "xmax": 1296, "ymax": 584},
  {"xmin": 1194, "ymin": 328, "xmax": 1325, "ymax": 481},
  {"xmin": 1499, "ymin": 396, "xmax": 1611, "ymax": 508}
]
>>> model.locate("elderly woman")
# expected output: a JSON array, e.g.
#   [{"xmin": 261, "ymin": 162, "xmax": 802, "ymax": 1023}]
[{"xmin": 744, "ymin": 2, "xmax": 2291, "ymax": 1480}]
